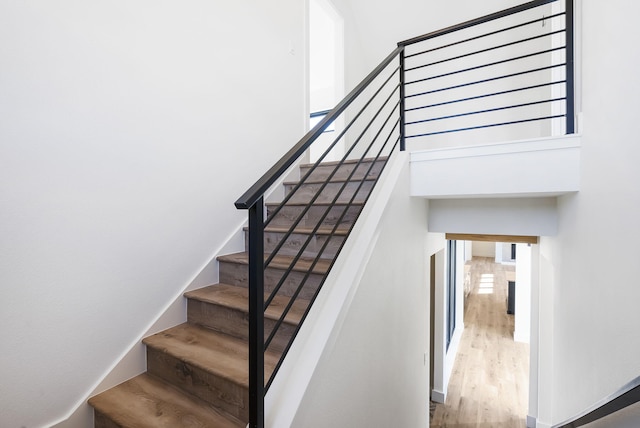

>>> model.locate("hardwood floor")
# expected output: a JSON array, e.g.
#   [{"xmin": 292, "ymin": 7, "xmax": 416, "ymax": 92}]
[{"xmin": 431, "ymin": 257, "xmax": 530, "ymax": 428}]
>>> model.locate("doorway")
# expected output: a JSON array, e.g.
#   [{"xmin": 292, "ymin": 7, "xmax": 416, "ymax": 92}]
[
  {"xmin": 430, "ymin": 235, "xmax": 537, "ymax": 427},
  {"xmin": 309, "ymin": 0, "xmax": 344, "ymax": 162}
]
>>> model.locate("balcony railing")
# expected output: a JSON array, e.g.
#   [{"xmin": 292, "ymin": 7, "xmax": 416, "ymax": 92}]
[{"xmin": 235, "ymin": 1, "xmax": 575, "ymax": 426}]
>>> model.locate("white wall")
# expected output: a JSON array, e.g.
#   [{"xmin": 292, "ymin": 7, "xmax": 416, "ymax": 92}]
[
  {"xmin": 410, "ymin": 136, "xmax": 581, "ymax": 199},
  {"xmin": 428, "ymin": 197, "xmax": 558, "ymax": 237},
  {"xmin": 536, "ymin": 1, "xmax": 640, "ymax": 426},
  {"xmin": 472, "ymin": 241, "xmax": 496, "ymax": 258},
  {"xmin": 270, "ymin": 154, "xmax": 435, "ymax": 428},
  {"xmin": 514, "ymin": 243, "xmax": 531, "ymax": 343},
  {"xmin": 0, "ymin": 2, "xmax": 305, "ymax": 427},
  {"xmin": 432, "ymin": 240, "xmax": 466, "ymax": 403}
]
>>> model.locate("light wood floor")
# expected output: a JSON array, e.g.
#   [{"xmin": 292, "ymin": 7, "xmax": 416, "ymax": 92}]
[{"xmin": 431, "ymin": 257, "xmax": 530, "ymax": 428}]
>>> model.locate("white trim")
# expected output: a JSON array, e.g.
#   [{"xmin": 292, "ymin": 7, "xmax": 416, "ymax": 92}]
[
  {"xmin": 431, "ymin": 390, "xmax": 446, "ymax": 404},
  {"xmin": 410, "ymin": 134, "xmax": 581, "ymax": 163},
  {"xmin": 527, "ymin": 415, "xmax": 537, "ymax": 428}
]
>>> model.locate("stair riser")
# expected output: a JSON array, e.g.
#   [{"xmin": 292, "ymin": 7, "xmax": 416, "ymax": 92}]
[
  {"xmin": 300, "ymin": 161, "xmax": 384, "ymax": 182},
  {"xmin": 245, "ymin": 231, "xmax": 345, "ymax": 260},
  {"xmin": 267, "ymin": 204, "xmax": 362, "ymax": 228},
  {"xmin": 187, "ymin": 300, "xmax": 297, "ymax": 354},
  {"xmin": 219, "ymin": 261, "xmax": 323, "ymax": 301},
  {"xmin": 284, "ymin": 180, "xmax": 373, "ymax": 204},
  {"xmin": 146, "ymin": 348, "xmax": 249, "ymax": 423}
]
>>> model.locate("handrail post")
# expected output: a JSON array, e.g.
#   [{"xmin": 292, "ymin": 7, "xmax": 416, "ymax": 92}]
[
  {"xmin": 248, "ymin": 198, "xmax": 265, "ymax": 428},
  {"xmin": 565, "ymin": 0, "xmax": 575, "ymax": 134},
  {"xmin": 399, "ymin": 47, "xmax": 406, "ymax": 151}
]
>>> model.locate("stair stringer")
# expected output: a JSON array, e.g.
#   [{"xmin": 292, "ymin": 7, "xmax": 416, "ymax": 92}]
[{"xmin": 265, "ymin": 151, "xmax": 412, "ymax": 427}]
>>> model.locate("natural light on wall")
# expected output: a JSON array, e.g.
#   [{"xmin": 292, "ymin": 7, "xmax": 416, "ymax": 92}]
[{"xmin": 478, "ymin": 273, "xmax": 495, "ymax": 295}]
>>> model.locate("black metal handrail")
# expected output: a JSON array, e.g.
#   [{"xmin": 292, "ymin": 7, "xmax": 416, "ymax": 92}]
[
  {"xmin": 553, "ymin": 376, "xmax": 640, "ymax": 427},
  {"xmin": 235, "ymin": 46, "xmax": 403, "ymax": 211},
  {"xmin": 236, "ymin": 1, "xmax": 574, "ymax": 427}
]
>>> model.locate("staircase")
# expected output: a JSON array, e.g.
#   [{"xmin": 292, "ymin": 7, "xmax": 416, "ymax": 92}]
[{"xmin": 88, "ymin": 158, "xmax": 385, "ymax": 427}]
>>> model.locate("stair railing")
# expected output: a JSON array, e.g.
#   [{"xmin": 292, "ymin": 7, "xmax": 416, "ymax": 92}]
[
  {"xmin": 235, "ymin": 1, "xmax": 574, "ymax": 426},
  {"xmin": 553, "ymin": 376, "xmax": 640, "ymax": 427}
]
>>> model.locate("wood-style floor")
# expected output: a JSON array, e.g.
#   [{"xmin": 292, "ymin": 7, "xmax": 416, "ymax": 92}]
[{"xmin": 431, "ymin": 257, "xmax": 530, "ymax": 428}]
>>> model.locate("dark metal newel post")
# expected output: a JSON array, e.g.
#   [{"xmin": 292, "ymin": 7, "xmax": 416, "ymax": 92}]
[
  {"xmin": 399, "ymin": 47, "xmax": 406, "ymax": 151},
  {"xmin": 248, "ymin": 197, "xmax": 265, "ymax": 428},
  {"xmin": 565, "ymin": 0, "xmax": 575, "ymax": 134}
]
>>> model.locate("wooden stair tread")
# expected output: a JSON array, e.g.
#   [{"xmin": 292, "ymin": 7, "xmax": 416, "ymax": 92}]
[
  {"xmin": 266, "ymin": 201, "xmax": 364, "ymax": 207},
  {"xmin": 143, "ymin": 323, "xmax": 278, "ymax": 387},
  {"xmin": 283, "ymin": 177, "xmax": 376, "ymax": 185},
  {"xmin": 218, "ymin": 252, "xmax": 331, "ymax": 274},
  {"xmin": 89, "ymin": 373, "xmax": 244, "ymax": 428},
  {"xmin": 244, "ymin": 225, "xmax": 350, "ymax": 236},
  {"xmin": 299, "ymin": 156, "xmax": 388, "ymax": 168},
  {"xmin": 185, "ymin": 283, "xmax": 308, "ymax": 325}
]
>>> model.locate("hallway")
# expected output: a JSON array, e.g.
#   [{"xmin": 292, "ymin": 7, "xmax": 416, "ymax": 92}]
[{"xmin": 431, "ymin": 257, "xmax": 530, "ymax": 427}]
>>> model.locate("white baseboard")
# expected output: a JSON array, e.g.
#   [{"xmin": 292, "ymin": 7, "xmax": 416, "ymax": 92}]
[
  {"xmin": 526, "ymin": 415, "xmax": 537, "ymax": 427},
  {"xmin": 431, "ymin": 389, "xmax": 445, "ymax": 404}
]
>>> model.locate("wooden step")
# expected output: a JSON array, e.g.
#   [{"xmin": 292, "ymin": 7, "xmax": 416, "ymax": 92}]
[
  {"xmin": 244, "ymin": 225, "xmax": 349, "ymax": 260},
  {"xmin": 218, "ymin": 252, "xmax": 330, "ymax": 300},
  {"xmin": 283, "ymin": 179, "xmax": 375, "ymax": 204},
  {"xmin": 185, "ymin": 283, "xmax": 310, "ymax": 353},
  {"xmin": 89, "ymin": 373, "xmax": 244, "ymax": 428},
  {"xmin": 266, "ymin": 202, "xmax": 363, "ymax": 229},
  {"xmin": 143, "ymin": 323, "xmax": 279, "ymax": 423},
  {"xmin": 299, "ymin": 158, "xmax": 387, "ymax": 181}
]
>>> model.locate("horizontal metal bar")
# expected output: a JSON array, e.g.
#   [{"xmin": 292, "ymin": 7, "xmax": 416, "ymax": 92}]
[
  {"xmin": 310, "ymin": 109, "xmax": 331, "ymax": 118},
  {"xmin": 266, "ymin": 132, "xmax": 400, "ymax": 391},
  {"xmin": 406, "ymin": 46, "xmax": 565, "ymax": 86},
  {"xmin": 405, "ymin": 12, "xmax": 565, "ymax": 60},
  {"xmin": 235, "ymin": 46, "xmax": 403, "ymax": 210},
  {"xmin": 406, "ymin": 114, "xmax": 565, "ymax": 138},
  {"xmin": 406, "ymin": 29, "xmax": 565, "ymax": 72},
  {"xmin": 399, "ymin": 0, "xmax": 558, "ymax": 46},
  {"xmin": 405, "ymin": 63, "xmax": 565, "ymax": 100},
  {"xmin": 264, "ymin": 67, "xmax": 400, "ymax": 230},
  {"xmin": 265, "ymin": 113, "xmax": 399, "ymax": 352},
  {"xmin": 406, "ymin": 80, "xmax": 566, "ymax": 111},
  {"xmin": 406, "ymin": 97, "xmax": 566, "ymax": 125},
  {"xmin": 263, "ymin": 86, "xmax": 400, "ymax": 271}
]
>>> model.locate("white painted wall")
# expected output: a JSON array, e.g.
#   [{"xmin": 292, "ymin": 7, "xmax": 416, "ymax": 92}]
[
  {"xmin": 410, "ymin": 136, "xmax": 581, "ymax": 199},
  {"xmin": 514, "ymin": 243, "xmax": 531, "ymax": 344},
  {"xmin": 432, "ymin": 240, "xmax": 467, "ymax": 403},
  {"xmin": 428, "ymin": 197, "xmax": 558, "ymax": 237},
  {"xmin": 0, "ymin": 2, "xmax": 305, "ymax": 427},
  {"xmin": 472, "ymin": 241, "xmax": 496, "ymax": 258},
  {"xmin": 535, "ymin": 1, "xmax": 640, "ymax": 426}
]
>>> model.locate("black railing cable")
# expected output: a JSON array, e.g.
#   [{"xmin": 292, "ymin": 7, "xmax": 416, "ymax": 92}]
[
  {"xmin": 405, "ymin": 12, "xmax": 565, "ymax": 60},
  {"xmin": 406, "ymin": 80, "xmax": 566, "ymax": 109},
  {"xmin": 235, "ymin": 46, "xmax": 402, "ymax": 210},
  {"xmin": 405, "ymin": 46, "xmax": 566, "ymax": 86},
  {"xmin": 405, "ymin": 63, "xmax": 566, "ymax": 102},
  {"xmin": 265, "ymin": 124, "xmax": 401, "ymax": 391},
  {"xmin": 263, "ymin": 66, "xmax": 400, "ymax": 231},
  {"xmin": 263, "ymin": 104, "xmax": 400, "ymax": 353},
  {"xmin": 262, "ymin": 93, "xmax": 400, "ymax": 313},
  {"xmin": 261, "ymin": 84, "xmax": 400, "ymax": 303},
  {"xmin": 398, "ymin": 0, "xmax": 557, "ymax": 46},
  {"xmin": 405, "ymin": 29, "xmax": 565, "ymax": 73}
]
